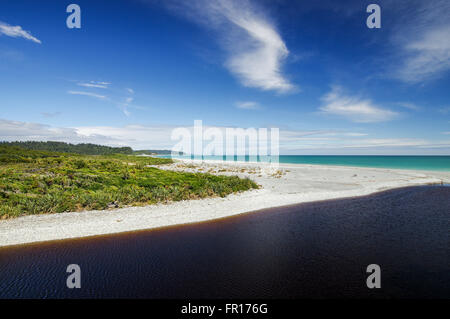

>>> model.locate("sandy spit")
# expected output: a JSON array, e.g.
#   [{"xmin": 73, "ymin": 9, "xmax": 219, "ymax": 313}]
[{"xmin": 1, "ymin": 160, "xmax": 449, "ymax": 247}]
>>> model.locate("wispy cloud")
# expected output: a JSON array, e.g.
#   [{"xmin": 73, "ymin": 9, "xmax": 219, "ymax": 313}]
[
  {"xmin": 161, "ymin": 0, "xmax": 295, "ymax": 93},
  {"xmin": 439, "ymin": 106, "xmax": 450, "ymax": 114},
  {"xmin": 319, "ymin": 86, "xmax": 398, "ymax": 123},
  {"xmin": 235, "ymin": 101, "xmax": 260, "ymax": 110},
  {"xmin": 393, "ymin": 0, "xmax": 450, "ymax": 83},
  {"xmin": 279, "ymin": 130, "xmax": 368, "ymax": 144},
  {"xmin": 120, "ymin": 98, "xmax": 133, "ymax": 117},
  {"xmin": 67, "ymin": 91, "xmax": 106, "ymax": 100},
  {"xmin": 117, "ymin": 88, "xmax": 136, "ymax": 116},
  {"xmin": 0, "ymin": 48, "xmax": 25, "ymax": 61},
  {"xmin": 396, "ymin": 102, "xmax": 421, "ymax": 111},
  {"xmin": 77, "ymin": 81, "xmax": 110, "ymax": 89},
  {"xmin": 67, "ymin": 80, "xmax": 140, "ymax": 116},
  {"xmin": 396, "ymin": 26, "xmax": 450, "ymax": 82},
  {"xmin": 442, "ymin": 132, "xmax": 450, "ymax": 135},
  {"xmin": 280, "ymin": 130, "xmax": 450, "ymax": 154},
  {"xmin": 0, "ymin": 21, "xmax": 41, "ymax": 44}
]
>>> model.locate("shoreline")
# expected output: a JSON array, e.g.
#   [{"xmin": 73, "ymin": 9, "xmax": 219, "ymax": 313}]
[
  {"xmin": 1, "ymin": 160, "xmax": 449, "ymax": 248},
  {"xmin": 164, "ymin": 155, "xmax": 450, "ymax": 172}
]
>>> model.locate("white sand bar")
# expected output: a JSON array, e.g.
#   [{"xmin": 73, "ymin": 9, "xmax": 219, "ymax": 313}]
[{"xmin": 1, "ymin": 160, "xmax": 449, "ymax": 247}]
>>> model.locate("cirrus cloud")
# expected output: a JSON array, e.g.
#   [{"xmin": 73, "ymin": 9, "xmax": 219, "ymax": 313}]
[
  {"xmin": 235, "ymin": 101, "xmax": 260, "ymax": 110},
  {"xmin": 392, "ymin": 0, "xmax": 450, "ymax": 83},
  {"xmin": 0, "ymin": 21, "xmax": 41, "ymax": 44},
  {"xmin": 158, "ymin": 0, "xmax": 295, "ymax": 93},
  {"xmin": 67, "ymin": 90, "xmax": 107, "ymax": 100},
  {"xmin": 77, "ymin": 81, "xmax": 110, "ymax": 89},
  {"xmin": 319, "ymin": 86, "xmax": 398, "ymax": 123}
]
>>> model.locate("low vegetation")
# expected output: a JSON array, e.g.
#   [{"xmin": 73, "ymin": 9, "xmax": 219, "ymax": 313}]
[{"xmin": 0, "ymin": 145, "xmax": 258, "ymax": 219}]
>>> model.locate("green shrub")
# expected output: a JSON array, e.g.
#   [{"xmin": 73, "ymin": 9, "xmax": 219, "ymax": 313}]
[{"xmin": 0, "ymin": 146, "xmax": 258, "ymax": 218}]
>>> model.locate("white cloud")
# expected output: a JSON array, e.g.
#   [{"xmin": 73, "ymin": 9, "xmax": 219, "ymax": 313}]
[
  {"xmin": 0, "ymin": 48, "xmax": 24, "ymax": 61},
  {"xmin": 77, "ymin": 81, "xmax": 110, "ymax": 89},
  {"xmin": 280, "ymin": 131, "xmax": 450, "ymax": 154},
  {"xmin": 0, "ymin": 119, "xmax": 95, "ymax": 143},
  {"xmin": 281, "ymin": 137, "xmax": 427, "ymax": 150},
  {"xmin": 442, "ymin": 132, "xmax": 450, "ymax": 135},
  {"xmin": 340, "ymin": 138, "xmax": 429, "ymax": 148},
  {"xmin": 235, "ymin": 101, "xmax": 260, "ymax": 110},
  {"xmin": 342, "ymin": 132, "xmax": 368, "ymax": 137},
  {"xmin": 393, "ymin": 1, "xmax": 450, "ymax": 82},
  {"xmin": 163, "ymin": 0, "xmax": 295, "ymax": 93},
  {"xmin": 119, "ymin": 97, "xmax": 134, "ymax": 117},
  {"xmin": 319, "ymin": 86, "xmax": 398, "ymax": 123},
  {"xmin": 397, "ymin": 26, "xmax": 450, "ymax": 82},
  {"xmin": 67, "ymin": 91, "xmax": 106, "ymax": 100},
  {"xmin": 0, "ymin": 21, "xmax": 41, "ymax": 44},
  {"xmin": 396, "ymin": 102, "xmax": 421, "ymax": 111},
  {"xmin": 1, "ymin": 119, "xmax": 449, "ymax": 154},
  {"xmin": 0, "ymin": 119, "xmax": 177, "ymax": 150},
  {"xmin": 67, "ymin": 82, "xmax": 140, "ymax": 116},
  {"xmin": 118, "ymin": 88, "xmax": 136, "ymax": 116},
  {"xmin": 75, "ymin": 124, "xmax": 177, "ymax": 148},
  {"xmin": 439, "ymin": 106, "xmax": 450, "ymax": 114},
  {"xmin": 279, "ymin": 129, "xmax": 366, "ymax": 140}
]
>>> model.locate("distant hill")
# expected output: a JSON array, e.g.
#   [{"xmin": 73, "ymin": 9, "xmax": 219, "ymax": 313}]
[
  {"xmin": 0, "ymin": 141, "xmax": 133, "ymax": 155},
  {"xmin": 133, "ymin": 150, "xmax": 182, "ymax": 155},
  {"xmin": 0, "ymin": 141, "xmax": 180, "ymax": 156}
]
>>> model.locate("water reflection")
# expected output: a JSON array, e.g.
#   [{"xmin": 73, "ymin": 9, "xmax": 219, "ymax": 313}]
[{"xmin": 0, "ymin": 186, "xmax": 449, "ymax": 299}]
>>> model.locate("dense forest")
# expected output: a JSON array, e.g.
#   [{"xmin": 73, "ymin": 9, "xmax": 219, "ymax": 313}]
[{"xmin": 0, "ymin": 141, "xmax": 179, "ymax": 155}]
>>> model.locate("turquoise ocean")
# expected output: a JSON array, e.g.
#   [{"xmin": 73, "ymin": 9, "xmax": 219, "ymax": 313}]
[{"xmin": 160, "ymin": 155, "xmax": 450, "ymax": 171}]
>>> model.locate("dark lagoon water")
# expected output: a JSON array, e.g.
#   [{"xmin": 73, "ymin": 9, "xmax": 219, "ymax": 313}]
[{"xmin": 0, "ymin": 186, "xmax": 449, "ymax": 299}]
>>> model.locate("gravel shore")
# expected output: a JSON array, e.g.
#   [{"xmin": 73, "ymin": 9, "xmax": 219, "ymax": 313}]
[{"xmin": 1, "ymin": 159, "xmax": 449, "ymax": 247}]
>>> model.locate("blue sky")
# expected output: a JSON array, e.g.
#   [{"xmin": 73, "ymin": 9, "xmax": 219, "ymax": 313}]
[{"xmin": 0, "ymin": 0, "xmax": 449, "ymax": 154}]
